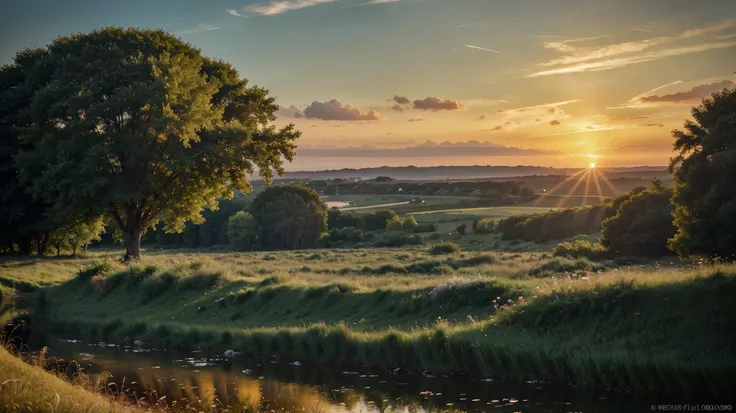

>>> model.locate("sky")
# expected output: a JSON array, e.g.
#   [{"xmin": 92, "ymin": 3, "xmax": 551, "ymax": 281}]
[{"xmin": 2, "ymin": 0, "xmax": 735, "ymax": 170}]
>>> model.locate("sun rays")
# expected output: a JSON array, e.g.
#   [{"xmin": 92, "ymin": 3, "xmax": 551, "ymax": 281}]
[{"xmin": 534, "ymin": 165, "xmax": 618, "ymax": 207}]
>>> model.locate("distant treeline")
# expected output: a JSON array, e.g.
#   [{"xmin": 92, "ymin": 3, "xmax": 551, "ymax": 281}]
[
  {"xmin": 308, "ymin": 178, "xmax": 533, "ymax": 198},
  {"xmin": 492, "ymin": 188, "xmax": 647, "ymax": 243}
]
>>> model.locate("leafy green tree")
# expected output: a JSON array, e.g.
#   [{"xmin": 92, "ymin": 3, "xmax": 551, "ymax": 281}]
[
  {"xmin": 600, "ymin": 179, "xmax": 676, "ymax": 257},
  {"xmin": 386, "ymin": 217, "xmax": 404, "ymax": 231},
  {"xmin": 363, "ymin": 210, "xmax": 398, "ymax": 231},
  {"xmin": 669, "ymin": 88, "xmax": 736, "ymax": 259},
  {"xmin": 6, "ymin": 28, "xmax": 298, "ymax": 260},
  {"xmin": 250, "ymin": 184, "xmax": 327, "ymax": 250},
  {"xmin": 227, "ymin": 211, "xmax": 254, "ymax": 249}
]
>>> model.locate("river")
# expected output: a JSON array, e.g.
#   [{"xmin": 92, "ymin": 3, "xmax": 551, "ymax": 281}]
[{"xmin": 11, "ymin": 326, "xmax": 662, "ymax": 412}]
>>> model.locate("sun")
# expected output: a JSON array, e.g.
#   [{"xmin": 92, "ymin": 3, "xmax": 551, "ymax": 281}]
[{"xmin": 589, "ymin": 162, "xmax": 596, "ymax": 168}]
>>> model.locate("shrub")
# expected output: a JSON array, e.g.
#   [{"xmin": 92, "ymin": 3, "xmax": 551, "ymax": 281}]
[
  {"xmin": 473, "ymin": 218, "xmax": 494, "ymax": 234},
  {"xmin": 553, "ymin": 239, "xmax": 609, "ymax": 260},
  {"xmin": 227, "ymin": 211, "xmax": 254, "ymax": 248},
  {"xmin": 456, "ymin": 223, "xmax": 467, "ymax": 235},
  {"xmin": 528, "ymin": 258, "xmax": 606, "ymax": 277},
  {"xmin": 386, "ymin": 217, "xmax": 404, "ymax": 231},
  {"xmin": 412, "ymin": 223, "xmax": 436, "ymax": 233},
  {"xmin": 429, "ymin": 241, "xmax": 461, "ymax": 255},
  {"xmin": 77, "ymin": 259, "xmax": 115, "ymax": 281},
  {"xmin": 402, "ymin": 216, "xmax": 418, "ymax": 231}
]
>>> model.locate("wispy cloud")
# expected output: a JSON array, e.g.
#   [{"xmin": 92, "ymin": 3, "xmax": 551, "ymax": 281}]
[
  {"xmin": 543, "ymin": 35, "xmax": 613, "ymax": 53},
  {"xmin": 359, "ymin": 0, "xmax": 402, "ymax": 5},
  {"xmin": 247, "ymin": 0, "xmax": 339, "ymax": 15},
  {"xmin": 455, "ymin": 23, "xmax": 470, "ymax": 29},
  {"xmin": 613, "ymin": 80, "xmax": 735, "ymax": 108},
  {"xmin": 227, "ymin": 9, "xmax": 248, "ymax": 18},
  {"xmin": 465, "ymin": 44, "xmax": 500, "ymax": 54},
  {"xmin": 540, "ymin": 18, "xmax": 736, "ymax": 67},
  {"xmin": 528, "ymin": 40, "xmax": 736, "ymax": 77},
  {"xmin": 175, "ymin": 23, "xmax": 221, "ymax": 36},
  {"xmin": 495, "ymin": 99, "xmax": 582, "ymax": 114},
  {"xmin": 632, "ymin": 28, "xmax": 652, "ymax": 33},
  {"xmin": 542, "ymin": 125, "xmax": 639, "ymax": 137}
]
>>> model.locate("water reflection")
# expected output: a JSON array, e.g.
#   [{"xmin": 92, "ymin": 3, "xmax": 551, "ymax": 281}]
[{"xmin": 30, "ymin": 333, "xmax": 652, "ymax": 412}]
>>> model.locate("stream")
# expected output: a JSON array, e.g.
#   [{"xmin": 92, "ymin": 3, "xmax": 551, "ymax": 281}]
[{"xmin": 9, "ymin": 324, "xmax": 668, "ymax": 412}]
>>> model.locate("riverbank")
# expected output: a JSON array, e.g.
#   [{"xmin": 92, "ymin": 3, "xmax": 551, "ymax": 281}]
[
  {"xmin": 0, "ymin": 345, "xmax": 137, "ymax": 413},
  {"xmin": 28, "ymin": 249, "xmax": 736, "ymax": 396}
]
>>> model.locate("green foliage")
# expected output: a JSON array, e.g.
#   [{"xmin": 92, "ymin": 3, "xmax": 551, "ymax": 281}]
[
  {"xmin": 411, "ymin": 222, "xmax": 437, "ymax": 233},
  {"xmin": 429, "ymin": 241, "xmax": 461, "ymax": 255},
  {"xmin": 669, "ymin": 87, "xmax": 736, "ymax": 259},
  {"xmin": 376, "ymin": 234, "xmax": 423, "ymax": 248},
  {"xmin": 528, "ymin": 258, "xmax": 606, "ymax": 278},
  {"xmin": 227, "ymin": 211, "xmax": 254, "ymax": 249},
  {"xmin": 473, "ymin": 218, "xmax": 494, "ymax": 234},
  {"xmin": 495, "ymin": 190, "xmax": 643, "ymax": 242},
  {"xmin": 600, "ymin": 180, "xmax": 676, "ymax": 257},
  {"xmin": 362, "ymin": 210, "xmax": 398, "ymax": 231},
  {"xmin": 250, "ymin": 184, "xmax": 327, "ymax": 250},
  {"xmin": 553, "ymin": 239, "xmax": 609, "ymax": 260},
  {"xmin": 4, "ymin": 28, "xmax": 298, "ymax": 259},
  {"xmin": 327, "ymin": 209, "xmax": 363, "ymax": 230},
  {"xmin": 386, "ymin": 217, "xmax": 404, "ymax": 231},
  {"xmin": 77, "ymin": 259, "xmax": 116, "ymax": 281},
  {"xmin": 401, "ymin": 215, "xmax": 417, "ymax": 230}
]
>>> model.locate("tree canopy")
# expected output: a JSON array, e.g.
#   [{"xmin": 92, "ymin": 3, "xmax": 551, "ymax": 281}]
[
  {"xmin": 250, "ymin": 184, "xmax": 327, "ymax": 250},
  {"xmin": 1, "ymin": 28, "xmax": 299, "ymax": 259},
  {"xmin": 669, "ymin": 87, "xmax": 736, "ymax": 259},
  {"xmin": 600, "ymin": 179, "xmax": 676, "ymax": 257}
]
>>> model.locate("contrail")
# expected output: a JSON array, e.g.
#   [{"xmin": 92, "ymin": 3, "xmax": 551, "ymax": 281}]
[{"xmin": 465, "ymin": 44, "xmax": 500, "ymax": 53}]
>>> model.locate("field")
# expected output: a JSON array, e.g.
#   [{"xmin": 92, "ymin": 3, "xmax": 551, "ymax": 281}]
[{"xmin": 6, "ymin": 247, "xmax": 734, "ymax": 395}]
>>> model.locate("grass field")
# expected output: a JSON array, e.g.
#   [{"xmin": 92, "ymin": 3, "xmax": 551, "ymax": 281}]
[
  {"xmin": 11, "ymin": 247, "xmax": 734, "ymax": 394},
  {"xmin": 0, "ymin": 345, "xmax": 138, "ymax": 413}
]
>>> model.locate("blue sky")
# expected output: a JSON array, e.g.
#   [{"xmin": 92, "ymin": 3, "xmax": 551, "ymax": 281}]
[{"xmin": 2, "ymin": 0, "xmax": 735, "ymax": 169}]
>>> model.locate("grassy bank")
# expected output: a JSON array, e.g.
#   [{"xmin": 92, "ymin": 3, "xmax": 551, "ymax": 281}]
[
  {"xmin": 27, "ymin": 249, "xmax": 736, "ymax": 395},
  {"xmin": 0, "ymin": 345, "xmax": 138, "ymax": 413}
]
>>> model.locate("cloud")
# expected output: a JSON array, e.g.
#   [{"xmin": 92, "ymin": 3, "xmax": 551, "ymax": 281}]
[
  {"xmin": 408, "ymin": 118, "xmax": 423, "ymax": 122},
  {"xmin": 465, "ymin": 44, "xmax": 500, "ymax": 54},
  {"xmin": 392, "ymin": 95, "xmax": 411, "ymax": 105},
  {"xmin": 543, "ymin": 35, "xmax": 613, "ymax": 53},
  {"xmin": 391, "ymin": 104, "xmax": 404, "ymax": 112},
  {"xmin": 303, "ymin": 99, "xmax": 381, "ymax": 121},
  {"xmin": 246, "ymin": 0, "xmax": 339, "ymax": 15},
  {"xmin": 633, "ymin": 28, "xmax": 652, "ymax": 33},
  {"xmin": 413, "ymin": 97, "xmax": 465, "ymax": 111},
  {"xmin": 298, "ymin": 141, "xmax": 560, "ymax": 158},
  {"xmin": 494, "ymin": 99, "xmax": 582, "ymax": 114},
  {"xmin": 549, "ymin": 120, "xmax": 560, "ymax": 126},
  {"xmin": 640, "ymin": 80, "xmax": 735, "ymax": 103},
  {"xmin": 358, "ymin": 0, "xmax": 402, "ymax": 5},
  {"xmin": 227, "ymin": 9, "xmax": 247, "ymax": 18},
  {"xmin": 276, "ymin": 105, "xmax": 304, "ymax": 118},
  {"xmin": 485, "ymin": 125, "xmax": 504, "ymax": 132},
  {"xmin": 540, "ymin": 19, "xmax": 736, "ymax": 67},
  {"xmin": 528, "ymin": 41, "xmax": 736, "ymax": 77},
  {"xmin": 175, "ymin": 23, "xmax": 221, "ymax": 36}
]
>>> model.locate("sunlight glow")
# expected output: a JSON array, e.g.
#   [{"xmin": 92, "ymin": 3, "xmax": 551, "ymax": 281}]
[{"xmin": 589, "ymin": 162, "xmax": 596, "ymax": 168}]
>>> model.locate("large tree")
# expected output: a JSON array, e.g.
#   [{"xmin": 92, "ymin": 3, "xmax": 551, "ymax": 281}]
[
  {"xmin": 4, "ymin": 28, "xmax": 298, "ymax": 259},
  {"xmin": 250, "ymin": 184, "xmax": 327, "ymax": 250},
  {"xmin": 668, "ymin": 88, "xmax": 736, "ymax": 259}
]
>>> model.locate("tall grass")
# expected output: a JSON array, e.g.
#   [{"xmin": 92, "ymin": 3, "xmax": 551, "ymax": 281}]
[{"xmin": 27, "ymin": 250, "xmax": 736, "ymax": 395}]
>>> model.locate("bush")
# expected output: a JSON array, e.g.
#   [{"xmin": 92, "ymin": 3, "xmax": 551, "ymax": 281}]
[
  {"xmin": 363, "ymin": 210, "xmax": 398, "ymax": 231},
  {"xmin": 386, "ymin": 217, "xmax": 404, "ymax": 231},
  {"xmin": 473, "ymin": 218, "xmax": 494, "ymax": 234},
  {"xmin": 227, "ymin": 211, "xmax": 254, "ymax": 248},
  {"xmin": 402, "ymin": 216, "xmax": 418, "ymax": 231},
  {"xmin": 553, "ymin": 239, "xmax": 609, "ymax": 260},
  {"xmin": 77, "ymin": 259, "xmax": 115, "ymax": 281},
  {"xmin": 456, "ymin": 223, "xmax": 467, "ymax": 235},
  {"xmin": 601, "ymin": 180, "xmax": 676, "ymax": 257},
  {"xmin": 528, "ymin": 258, "xmax": 607, "ymax": 277},
  {"xmin": 429, "ymin": 241, "xmax": 461, "ymax": 255},
  {"xmin": 412, "ymin": 222, "xmax": 436, "ymax": 233}
]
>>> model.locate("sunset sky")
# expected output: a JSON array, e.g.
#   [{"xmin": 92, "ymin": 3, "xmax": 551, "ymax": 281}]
[{"xmin": 2, "ymin": 0, "xmax": 735, "ymax": 170}]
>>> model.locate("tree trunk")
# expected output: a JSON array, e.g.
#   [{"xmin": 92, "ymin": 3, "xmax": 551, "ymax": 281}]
[{"xmin": 122, "ymin": 228, "xmax": 142, "ymax": 261}]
